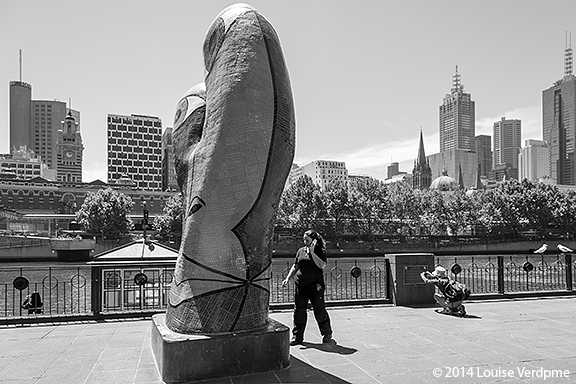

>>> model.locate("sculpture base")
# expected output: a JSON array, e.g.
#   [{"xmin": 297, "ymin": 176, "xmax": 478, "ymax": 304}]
[{"xmin": 151, "ymin": 314, "xmax": 290, "ymax": 383}]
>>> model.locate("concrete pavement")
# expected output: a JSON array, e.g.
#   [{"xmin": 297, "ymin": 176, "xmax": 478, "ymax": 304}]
[{"xmin": 0, "ymin": 297, "xmax": 575, "ymax": 383}]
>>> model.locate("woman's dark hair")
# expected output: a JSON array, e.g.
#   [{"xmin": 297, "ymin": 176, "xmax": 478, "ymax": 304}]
[{"xmin": 304, "ymin": 229, "xmax": 325, "ymax": 251}]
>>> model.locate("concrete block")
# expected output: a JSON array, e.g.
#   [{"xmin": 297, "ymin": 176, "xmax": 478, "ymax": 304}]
[
  {"xmin": 151, "ymin": 314, "xmax": 290, "ymax": 383},
  {"xmin": 387, "ymin": 253, "xmax": 435, "ymax": 306}
]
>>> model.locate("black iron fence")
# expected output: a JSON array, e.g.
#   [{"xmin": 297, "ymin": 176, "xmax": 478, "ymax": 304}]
[
  {"xmin": 0, "ymin": 253, "xmax": 574, "ymax": 321},
  {"xmin": 435, "ymin": 254, "xmax": 575, "ymax": 294}
]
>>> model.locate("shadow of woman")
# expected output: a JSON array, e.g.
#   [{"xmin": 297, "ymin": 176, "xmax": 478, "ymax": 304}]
[{"xmin": 300, "ymin": 339, "xmax": 357, "ymax": 355}]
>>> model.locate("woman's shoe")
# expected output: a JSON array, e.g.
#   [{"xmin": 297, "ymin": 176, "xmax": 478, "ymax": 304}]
[{"xmin": 290, "ymin": 337, "xmax": 303, "ymax": 346}]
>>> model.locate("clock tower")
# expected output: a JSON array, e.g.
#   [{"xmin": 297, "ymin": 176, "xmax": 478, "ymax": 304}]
[{"xmin": 56, "ymin": 109, "xmax": 83, "ymax": 183}]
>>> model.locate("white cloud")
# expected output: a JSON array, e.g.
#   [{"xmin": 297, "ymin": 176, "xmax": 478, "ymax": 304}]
[
  {"xmin": 82, "ymin": 161, "xmax": 107, "ymax": 183},
  {"xmin": 476, "ymin": 105, "xmax": 542, "ymax": 143}
]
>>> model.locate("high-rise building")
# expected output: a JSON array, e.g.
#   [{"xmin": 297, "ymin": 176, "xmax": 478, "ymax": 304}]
[
  {"xmin": 543, "ymin": 35, "xmax": 576, "ymax": 185},
  {"xmin": 161, "ymin": 127, "xmax": 178, "ymax": 191},
  {"xmin": 412, "ymin": 130, "xmax": 432, "ymax": 190},
  {"xmin": 107, "ymin": 114, "xmax": 163, "ymax": 190},
  {"xmin": 439, "ymin": 66, "xmax": 475, "ymax": 152},
  {"xmin": 493, "ymin": 117, "xmax": 521, "ymax": 177},
  {"xmin": 519, "ymin": 139, "xmax": 550, "ymax": 182},
  {"xmin": 9, "ymin": 80, "xmax": 82, "ymax": 180},
  {"xmin": 475, "ymin": 135, "xmax": 492, "ymax": 178},
  {"xmin": 9, "ymin": 81, "xmax": 32, "ymax": 151}
]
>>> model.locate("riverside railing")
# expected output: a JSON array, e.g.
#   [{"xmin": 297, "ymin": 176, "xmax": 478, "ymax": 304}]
[{"xmin": 0, "ymin": 253, "xmax": 574, "ymax": 321}]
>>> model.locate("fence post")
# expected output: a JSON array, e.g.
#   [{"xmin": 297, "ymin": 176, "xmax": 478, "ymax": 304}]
[
  {"xmin": 497, "ymin": 256, "xmax": 504, "ymax": 294},
  {"xmin": 91, "ymin": 266, "xmax": 102, "ymax": 315},
  {"xmin": 566, "ymin": 254, "xmax": 573, "ymax": 292}
]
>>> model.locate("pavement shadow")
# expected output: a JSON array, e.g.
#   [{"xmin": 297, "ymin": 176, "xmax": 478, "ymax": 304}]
[{"xmin": 300, "ymin": 339, "xmax": 357, "ymax": 355}]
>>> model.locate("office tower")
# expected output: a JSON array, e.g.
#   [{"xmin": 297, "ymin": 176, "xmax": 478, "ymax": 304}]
[
  {"xmin": 427, "ymin": 150, "xmax": 477, "ymax": 188},
  {"xmin": 56, "ymin": 110, "xmax": 83, "ymax": 183},
  {"xmin": 289, "ymin": 160, "xmax": 348, "ymax": 190},
  {"xmin": 543, "ymin": 34, "xmax": 576, "ymax": 185},
  {"xmin": 387, "ymin": 162, "xmax": 399, "ymax": 179},
  {"xmin": 412, "ymin": 130, "xmax": 432, "ymax": 190},
  {"xmin": 519, "ymin": 140, "xmax": 550, "ymax": 182},
  {"xmin": 439, "ymin": 65, "xmax": 475, "ymax": 152},
  {"xmin": 31, "ymin": 100, "xmax": 80, "ymax": 172},
  {"xmin": 493, "ymin": 117, "xmax": 521, "ymax": 177},
  {"xmin": 107, "ymin": 114, "xmax": 163, "ymax": 190},
  {"xmin": 161, "ymin": 127, "xmax": 178, "ymax": 191},
  {"xmin": 9, "ymin": 81, "xmax": 32, "ymax": 151},
  {"xmin": 475, "ymin": 135, "xmax": 492, "ymax": 178}
]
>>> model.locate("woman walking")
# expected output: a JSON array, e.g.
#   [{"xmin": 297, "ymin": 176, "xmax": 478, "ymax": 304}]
[{"xmin": 282, "ymin": 229, "xmax": 333, "ymax": 345}]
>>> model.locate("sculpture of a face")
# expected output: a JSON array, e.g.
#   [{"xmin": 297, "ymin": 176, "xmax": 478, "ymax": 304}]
[{"xmin": 166, "ymin": 3, "xmax": 295, "ymax": 334}]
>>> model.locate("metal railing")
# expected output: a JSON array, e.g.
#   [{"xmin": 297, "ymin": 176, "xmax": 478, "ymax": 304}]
[
  {"xmin": 435, "ymin": 254, "xmax": 575, "ymax": 294},
  {"xmin": 1, "ymin": 253, "xmax": 574, "ymax": 321}
]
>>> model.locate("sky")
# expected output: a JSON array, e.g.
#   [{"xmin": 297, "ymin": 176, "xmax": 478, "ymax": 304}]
[{"xmin": 1, "ymin": 0, "xmax": 575, "ymax": 182}]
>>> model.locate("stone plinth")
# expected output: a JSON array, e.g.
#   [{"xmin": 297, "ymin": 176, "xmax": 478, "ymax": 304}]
[
  {"xmin": 151, "ymin": 314, "xmax": 290, "ymax": 383},
  {"xmin": 387, "ymin": 253, "xmax": 435, "ymax": 306}
]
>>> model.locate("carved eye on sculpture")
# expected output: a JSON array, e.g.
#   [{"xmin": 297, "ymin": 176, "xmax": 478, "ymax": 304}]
[
  {"xmin": 173, "ymin": 97, "xmax": 188, "ymax": 129},
  {"xmin": 188, "ymin": 196, "xmax": 206, "ymax": 216},
  {"xmin": 203, "ymin": 17, "xmax": 225, "ymax": 73}
]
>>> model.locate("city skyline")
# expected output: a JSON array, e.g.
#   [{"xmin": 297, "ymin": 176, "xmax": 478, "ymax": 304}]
[{"xmin": 1, "ymin": 0, "xmax": 575, "ymax": 182}]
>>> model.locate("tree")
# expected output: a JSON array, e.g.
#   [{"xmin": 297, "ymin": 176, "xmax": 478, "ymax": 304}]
[
  {"xmin": 323, "ymin": 181, "xmax": 352, "ymax": 241},
  {"xmin": 277, "ymin": 176, "xmax": 326, "ymax": 235},
  {"xmin": 153, "ymin": 193, "xmax": 184, "ymax": 240},
  {"xmin": 76, "ymin": 188, "xmax": 134, "ymax": 239},
  {"xmin": 348, "ymin": 177, "xmax": 387, "ymax": 240}
]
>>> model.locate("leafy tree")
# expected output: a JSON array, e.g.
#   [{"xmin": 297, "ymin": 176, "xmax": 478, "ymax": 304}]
[
  {"xmin": 153, "ymin": 193, "xmax": 184, "ymax": 240},
  {"xmin": 348, "ymin": 177, "xmax": 387, "ymax": 240},
  {"xmin": 76, "ymin": 188, "xmax": 134, "ymax": 239},
  {"xmin": 277, "ymin": 175, "xmax": 326, "ymax": 235},
  {"xmin": 386, "ymin": 181, "xmax": 421, "ymax": 237},
  {"xmin": 323, "ymin": 181, "xmax": 352, "ymax": 241}
]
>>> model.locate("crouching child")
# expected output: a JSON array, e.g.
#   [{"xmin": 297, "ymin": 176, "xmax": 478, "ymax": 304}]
[{"xmin": 420, "ymin": 266, "xmax": 469, "ymax": 317}]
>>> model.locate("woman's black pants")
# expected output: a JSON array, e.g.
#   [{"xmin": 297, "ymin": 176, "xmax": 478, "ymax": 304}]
[{"xmin": 292, "ymin": 283, "xmax": 332, "ymax": 340}]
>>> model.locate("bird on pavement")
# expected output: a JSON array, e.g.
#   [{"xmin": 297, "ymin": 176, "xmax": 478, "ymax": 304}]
[
  {"xmin": 557, "ymin": 244, "xmax": 573, "ymax": 253},
  {"xmin": 533, "ymin": 244, "xmax": 548, "ymax": 254}
]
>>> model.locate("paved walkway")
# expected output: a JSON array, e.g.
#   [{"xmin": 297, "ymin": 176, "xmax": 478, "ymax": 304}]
[{"xmin": 0, "ymin": 297, "xmax": 575, "ymax": 383}]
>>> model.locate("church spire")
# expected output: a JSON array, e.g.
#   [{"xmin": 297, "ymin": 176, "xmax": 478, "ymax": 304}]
[
  {"xmin": 412, "ymin": 129, "xmax": 432, "ymax": 190},
  {"xmin": 416, "ymin": 128, "xmax": 426, "ymax": 166}
]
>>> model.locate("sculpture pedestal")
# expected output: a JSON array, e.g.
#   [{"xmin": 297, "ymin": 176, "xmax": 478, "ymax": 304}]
[{"xmin": 151, "ymin": 314, "xmax": 290, "ymax": 383}]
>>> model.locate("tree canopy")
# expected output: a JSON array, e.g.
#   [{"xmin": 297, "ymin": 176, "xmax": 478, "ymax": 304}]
[
  {"xmin": 275, "ymin": 178, "xmax": 576, "ymax": 242},
  {"xmin": 76, "ymin": 188, "xmax": 134, "ymax": 239}
]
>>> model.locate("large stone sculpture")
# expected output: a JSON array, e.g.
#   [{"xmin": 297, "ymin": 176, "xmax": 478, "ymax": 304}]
[{"xmin": 166, "ymin": 3, "xmax": 295, "ymax": 334}]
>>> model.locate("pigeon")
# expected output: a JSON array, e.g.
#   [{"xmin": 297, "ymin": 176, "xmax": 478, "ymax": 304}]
[
  {"xmin": 557, "ymin": 244, "xmax": 573, "ymax": 253},
  {"xmin": 533, "ymin": 244, "xmax": 548, "ymax": 254}
]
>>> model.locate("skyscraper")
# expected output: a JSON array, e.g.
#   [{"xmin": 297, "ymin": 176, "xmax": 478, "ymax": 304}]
[
  {"xmin": 519, "ymin": 139, "xmax": 550, "ymax": 182},
  {"xmin": 10, "ymin": 79, "xmax": 82, "ymax": 180},
  {"xmin": 107, "ymin": 113, "xmax": 163, "ymax": 190},
  {"xmin": 493, "ymin": 117, "xmax": 521, "ymax": 175},
  {"xmin": 432, "ymin": 66, "xmax": 477, "ymax": 188},
  {"xmin": 475, "ymin": 135, "xmax": 492, "ymax": 178},
  {"xmin": 439, "ymin": 66, "xmax": 475, "ymax": 152},
  {"xmin": 161, "ymin": 127, "xmax": 178, "ymax": 191},
  {"xmin": 543, "ymin": 34, "xmax": 576, "ymax": 185},
  {"xmin": 9, "ymin": 81, "xmax": 32, "ymax": 151}
]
